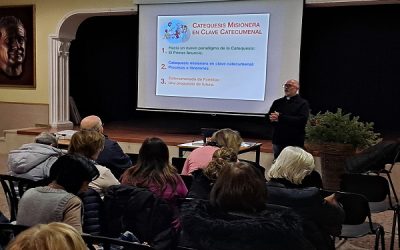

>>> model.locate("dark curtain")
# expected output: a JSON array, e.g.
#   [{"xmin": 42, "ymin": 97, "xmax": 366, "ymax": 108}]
[
  {"xmin": 69, "ymin": 5, "xmax": 400, "ymax": 138},
  {"xmin": 301, "ymin": 4, "xmax": 400, "ymax": 133}
]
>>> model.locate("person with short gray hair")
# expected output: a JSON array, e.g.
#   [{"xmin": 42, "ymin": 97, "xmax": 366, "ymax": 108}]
[
  {"xmin": 7, "ymin": 132, "xmax": 63, "ymax": 181},
  {"xmin": 34, "ymin": 132, "xmax": 57, "ymax": 146}
]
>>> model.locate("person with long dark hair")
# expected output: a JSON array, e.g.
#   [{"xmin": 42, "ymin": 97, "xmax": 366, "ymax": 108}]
[{"xmin": 121, "ymin": 137, "xmax": 188, "ymax": 229}]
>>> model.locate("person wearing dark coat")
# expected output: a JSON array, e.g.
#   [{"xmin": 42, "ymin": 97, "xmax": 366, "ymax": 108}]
[
  {"xmin": 104, "ymin": 185, "xmax": 177, "ymax": 250},
  {"xmin": 267, "ymin": 79, "xmax": 309, "ymax": 158},
  {"xmin": 266, "ymin": 146, "xmax": 345, "ymax": 250},
  {"xmin": 180, "ymin": 161, "xmax": 313, "ymax": 250},
  {"xmin": 80, "ymin": 115, "xmax": 132, "ymax": 178}
]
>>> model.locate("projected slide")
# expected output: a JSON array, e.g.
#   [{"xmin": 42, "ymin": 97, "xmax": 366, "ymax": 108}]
[{"xmin": 156, "ymin": 14, "xmax": 270, "ymax": 101}]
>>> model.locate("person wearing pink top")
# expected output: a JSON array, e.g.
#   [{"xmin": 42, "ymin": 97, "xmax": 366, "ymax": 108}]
[
  {"xmin": 121, "ymin": 137, "xmax": 188, "ymax": 229},
  {"xmin": 181, "ymin": 128, "xmax": 243, "ymax": 175},
  {"xmin": 121, "ymin": 137, "xmax": 187, "ymax": 201}
]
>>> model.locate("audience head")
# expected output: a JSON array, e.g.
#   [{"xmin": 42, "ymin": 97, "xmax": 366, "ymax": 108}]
[
  {"xmin": 137, "ymin": 137, "xmax": 169, "ymax": 169},
  {"xmin": 203, "ymin": 147, "xmax": 237, "ymax": 181},
  {"xmin": 121, "ymin": 137, "xmax": 178, "ymax": 190},
  {"xmin": 49, "ymin": 154, "xmax": 99, "ymax": 194},
  {"xmin": 6, "ymin": 222, "xmax": 87, "ymax": 250},
  {"xmin": 210, "ymin": 161, "xmax": 267, "ymax": 214},
  {"xmin": 35, "ymin": 132, "xmax": 57, "ymax": 147},
  {"xmin": 267, "ymin": 146, "xmax": 315, "ymax": 185},
  {"xmin": 68, "ymin": 130, "xmax": 105, "ymax": 160},
  {"xmin": 209, "ymin": 128, "xmax": 243, "ymax": 153},
  {"xmin": 80, "ymin": 115, "xmax": 103, "ymax": 133}
]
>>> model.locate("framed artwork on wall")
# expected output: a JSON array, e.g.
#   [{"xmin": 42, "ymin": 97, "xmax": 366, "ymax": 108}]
[{"xmin": 0, "ymin": 5, "xmax": 35, "ymax": 88}]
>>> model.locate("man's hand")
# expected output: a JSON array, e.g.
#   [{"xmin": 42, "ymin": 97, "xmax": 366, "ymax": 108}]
[{"xmin": 269, "ymin": 111, "xmax": 280, "ymax": 122}]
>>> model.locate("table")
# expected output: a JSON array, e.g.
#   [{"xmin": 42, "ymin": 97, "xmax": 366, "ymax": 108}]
[{"xmin": 177, "ymin": 141, "xmax": 262, "ymax": 164}]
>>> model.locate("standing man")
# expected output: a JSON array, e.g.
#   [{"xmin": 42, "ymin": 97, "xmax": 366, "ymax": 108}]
[
  {"xmin": 0, "ymin": 16, "xmax": 26, "ymax": 77},
  {"xmin": 268, "ymin": 79, "xmax": 309, "ymax": 159},
  {"xmin": 80, "ymin": 115, "xmax": 132, "ymax": 178}
]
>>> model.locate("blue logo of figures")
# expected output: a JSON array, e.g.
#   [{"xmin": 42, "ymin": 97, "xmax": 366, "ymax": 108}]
[{"xmin": 161, "ymin": 20, "xmax": 190, "ymax": 44}]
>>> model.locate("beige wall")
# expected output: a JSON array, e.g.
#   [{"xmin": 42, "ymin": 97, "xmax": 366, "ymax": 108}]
[
  {"xmin": 0, "ymin": 0, "xmax": 133, "ymax": 105},
  {"xmin": 0, "ymin": 0, "xmax": 133, "ymax": 132},
  {"xmin": 0, "ymin": 102, "xmax": 48, "ymax": 135}
]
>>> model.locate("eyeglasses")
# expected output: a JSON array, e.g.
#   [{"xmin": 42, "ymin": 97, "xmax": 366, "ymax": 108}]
[{"xmin": 283, "ymin": 83, "xmax": 297, "ymax": 89}]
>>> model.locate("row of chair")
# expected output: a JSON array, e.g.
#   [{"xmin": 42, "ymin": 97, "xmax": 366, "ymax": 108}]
[{"xmin": 331, "ymin": 173, "xmax": 400, "ymax": 250}]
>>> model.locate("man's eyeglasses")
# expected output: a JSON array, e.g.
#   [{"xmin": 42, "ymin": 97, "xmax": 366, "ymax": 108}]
[{"xmin": 283, "ymin": 83, "xmax": 297, "ymax": 88}]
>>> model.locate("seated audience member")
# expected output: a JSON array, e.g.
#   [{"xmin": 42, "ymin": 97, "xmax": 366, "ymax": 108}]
[
  {"xmin": 80, "ymin": 115, "xmax": 132, "ymax": 179},
  {"xmin": 104, "ymin": 185, "xmax": 176, "ymax": 249},
  {"xmin": 68, "ymin": 130, "xmax": 120, "ymax": 197},
  {"xmin": 181, "ymin": 128, "xmax": 243, "ymax": 175},
  {"xmin": 266, "ymin": 146, "xmax": 344, "ymax": 250},
  {"xmin": 180, "ymin": 161, "xmax": 313, "ymax": 250},
  {"xmin": 187, "ymin": 147, "xmax": 237, "ymax": 199},
  {"xmin": 6, "ymin": 222, "xmax": 87, "ymax": 250},
  {"xmin": 121, "ymin": 137, "xmax": 188, "ymax": 202},
  {"xmin": 121, "ymin": 137, "xmax": 188, "ymax": 227},
  {"xmin": 7, "ymin": 132, "xmax": 63, "ymax": 181},
  {"xmin": 16, "ymin": 154, "xmax": 99, "ymax": 233}
]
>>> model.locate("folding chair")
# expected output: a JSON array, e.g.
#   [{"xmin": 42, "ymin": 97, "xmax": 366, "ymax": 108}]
[
  {"xmin": 127, "ymin": 153, "xmax": 139, "ymax": 166},
  {"xmin": 369, "ymin": 148, "xmax": 400, "ymax": 203},
  {"xmin": 172, "ymin": 157, "xmax": 186, "ymax": 173},
  {"xmin": 0, "ymin": 174, "xmax": 38, "ymax": 221},
  {"xmin": 341, "ymin": 173, "xmax": 399, "ymax": 250},
  {"xmin": 82, "ymin": 234, "xmax": 154, "ymax": 250},
  {"xmin": 180, "ymin": 174, "xmax": 194, "ymax": 190},
  {"xmin": 336, "ymin": 191, "xmax": 385, "ymax": 250},
  {"xmin": 0, "ymin": 223, "xmax": 29, "ymax": 247}
]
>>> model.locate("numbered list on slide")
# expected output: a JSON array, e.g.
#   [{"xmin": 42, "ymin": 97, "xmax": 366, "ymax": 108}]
[{"xmin": 156, "ymin": 14, "xmax": 270, "ymax": 101}]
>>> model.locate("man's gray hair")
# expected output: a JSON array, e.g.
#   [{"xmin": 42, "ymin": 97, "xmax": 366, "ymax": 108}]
[{"xmin": 35, "ymin": 132, "xmax": 57, "ymax": 146}]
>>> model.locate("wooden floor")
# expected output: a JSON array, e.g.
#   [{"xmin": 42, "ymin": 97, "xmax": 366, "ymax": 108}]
[{"xmin": 17, "ymin": 121, "xmax": 274, "ymax": 153}]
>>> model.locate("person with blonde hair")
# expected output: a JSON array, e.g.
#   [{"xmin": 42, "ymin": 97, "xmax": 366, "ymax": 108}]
[
  {"xmin": 181, "ymin": 128, "xmax": 243, "ymax": 175},
  {"xmin": 267, "ymin": 146, "xmax": 315, "ymax": 185},
  {"xmin": 266, "ymin": 146, "xmax": 344, "ymax": 250},
  {"xmin": 68, "ymin": 130, "xmax": 119, "ymax": 197},
  {"xmin": 187, "ymin": 147, "xmax": 238, "ymax": 199},
  {"xmin": 7, "ymin": 222, "xmax": 87, "ymax": 250}
]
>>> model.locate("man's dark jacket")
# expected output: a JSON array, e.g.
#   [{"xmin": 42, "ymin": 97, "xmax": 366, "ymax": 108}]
[
  {"xmin": 268, "ymin": 94, "xmax": 309, "ymax": 147},
  {"xmin": 96, "ymin": 137, "xmax": 132, "ymax": 178},
  {"xmin": 103, "ymin": 185, "xmax": 176, "ymax": 250}
]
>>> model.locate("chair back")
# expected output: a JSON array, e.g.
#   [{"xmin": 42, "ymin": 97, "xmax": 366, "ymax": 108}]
[
  {"xmin": 0, "ymin": 223, "xmax": 29, "ymax": 247},
  {"xmin": 336, "ymin": 191, "xmax": 371, "ymax": 225},
  {"xmin": 0, "ymin": 174, "xmax": 38, "ymax": 221},
  {"xmin": 172, "ymin": 157, "xmax": 186, "ymax": 173},
  {"xmin": 180, "ymin": 174, "xmax": 193, "ymax": 190},
  {"xmin": 340, "ymin": 173, "xmax": 392, "ymax": 205},
  {"xmin": 127, "ymin": 153, "xmax": 139, "ymax": 166},
  {"xmin": 82, "ymin": 234, "xmax": 154, "ymax": 250}
]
